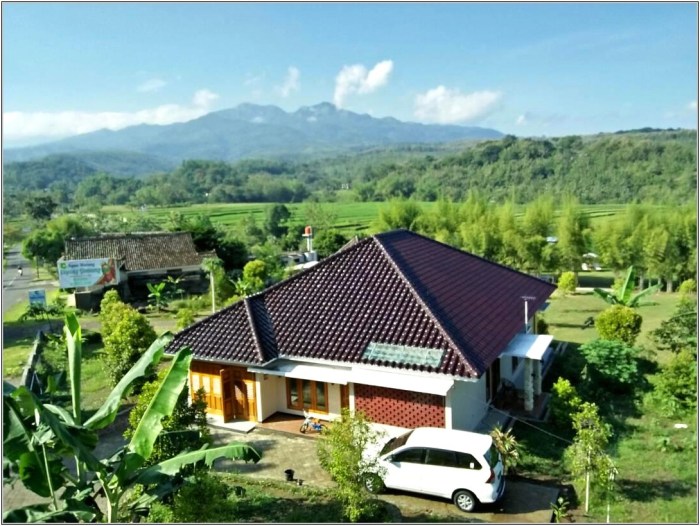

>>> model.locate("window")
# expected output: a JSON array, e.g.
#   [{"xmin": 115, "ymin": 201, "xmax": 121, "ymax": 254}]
[
  {"xmin": 425, "ymin": 448, "xmax": 455, "ymax": 467},
  {"xmin": 286, "ymin": 379, "xmax": 328, "ymax": 412},
  {"xmin": 456, "ymin": 452, "xmax": 482, "ymax": 470},
  {"xmin": 392, "ymin": 448, "xmax": 426, "ymax": 464}
]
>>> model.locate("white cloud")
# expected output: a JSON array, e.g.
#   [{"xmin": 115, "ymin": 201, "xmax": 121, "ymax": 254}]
[
  {"xmin": 413, "ymin": 86, "xmax": 502, "ymax": 124},
  {"xmin": 137, "ymin": 78, "xmax": 166, "ymax": 93},
  {"xmin": 333, "ymin": 60, "xmax": 393, "ymax": 108},
  {"xmin": 688, "ymin": 100, "xmax": 697, "ymax": 112},
  {"xmin": 277, "ymin": 66, "xmax": 300, "ymax": 97},
  {"xmin": 3, "ymin": 89, "xmax": 220, "ymax": 141},
  {"xmin": 516, "ymin": 114, "xmax": 528, "ymax": 126}
]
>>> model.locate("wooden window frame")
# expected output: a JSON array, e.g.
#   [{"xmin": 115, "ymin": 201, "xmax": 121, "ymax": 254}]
[{"xmin": 286, "ymin": 378, "xmax": 329, "ymax": 413}]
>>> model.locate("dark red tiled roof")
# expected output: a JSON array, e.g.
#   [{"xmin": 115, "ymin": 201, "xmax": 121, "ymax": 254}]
[
  {"xmin": 63, "ymin": 232, "xmax": 209, "ymax": 271},
  {"xmin": 168, "ymin": 230, "xmax": 555, "ymax": 378}
]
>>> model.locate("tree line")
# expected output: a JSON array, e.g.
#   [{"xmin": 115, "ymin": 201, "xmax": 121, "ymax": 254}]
[{"xmin": 3, "ymin": 129, "xmax": 696, "ymax": 218}]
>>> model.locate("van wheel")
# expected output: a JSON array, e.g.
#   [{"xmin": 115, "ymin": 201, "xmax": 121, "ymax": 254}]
[
  {"xmin": 453, "ymin": 490, "xmax": 477, "ymax": 512},
  {"xmin": 363, "ymin": 474, "xmax": 385, "ymax": 494}
]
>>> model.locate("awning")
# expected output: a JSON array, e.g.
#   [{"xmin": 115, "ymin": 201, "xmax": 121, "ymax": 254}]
[
  {"xmin": 500, "ymin": 333, "xmax": 554, "ymax": 361},
  {"xmin": 350, "ymin": 367, "xmax": 454, "ymax": 396},
  {"xmin": 248, "ymin": 362, "xmax": 351, "ymax": 385}
]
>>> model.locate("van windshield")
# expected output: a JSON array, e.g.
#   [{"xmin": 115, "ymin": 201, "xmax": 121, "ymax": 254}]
[{"xmin": 380, "ymin": 430, "xmax": 414, "ymax": 456}]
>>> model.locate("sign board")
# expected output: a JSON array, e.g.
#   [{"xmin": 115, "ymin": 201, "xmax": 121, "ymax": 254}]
[
  {"xmin": 28, "ymin": 289, "xmax": 47, "ymax": 307},
  {"xmin": 57, "ymin": 258, "xmax": 119, "ymax": 289}
]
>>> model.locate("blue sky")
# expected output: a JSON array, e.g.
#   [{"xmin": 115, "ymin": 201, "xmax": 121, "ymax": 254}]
[{"xmin": 2, "ymin": 2, "xmax": 697, "ymax": 146}]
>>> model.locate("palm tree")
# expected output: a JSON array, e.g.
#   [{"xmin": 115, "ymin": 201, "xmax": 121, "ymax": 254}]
[{"xmin": 201, "ymin": 257, "xmax": 223, "ymax": 313}]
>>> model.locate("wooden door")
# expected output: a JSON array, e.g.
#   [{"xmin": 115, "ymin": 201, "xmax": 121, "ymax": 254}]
[
  {"xmin": 233, "ymin": 379, "xmax": 248, "ymax": 420},
  {"xmin": 340, "ymin": 384, "xmax": 350, "ymax": 410},
  {"xmin": 221, "ymin": 368, "xmax": 234, "ymax": 422}
]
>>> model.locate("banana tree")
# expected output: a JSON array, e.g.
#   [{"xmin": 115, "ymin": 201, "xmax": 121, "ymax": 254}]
[
  {"xmin": 593, "ymin": 265, "xmax": 659, "ymax": 308},
  {"xmin": 3, "ymin": 312, "xmax": 261, "ymax": 522}
]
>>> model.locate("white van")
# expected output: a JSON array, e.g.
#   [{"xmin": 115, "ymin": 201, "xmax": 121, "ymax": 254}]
[{"xmin": 363, "ymin": 427, "xmax": 506, "ymax": 512}]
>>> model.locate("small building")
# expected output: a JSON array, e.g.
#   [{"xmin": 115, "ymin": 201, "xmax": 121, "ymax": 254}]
[
  {"xmin": 166, "ymin": 230, "xmax": 556, "ymax": 432},
  {"xmin": 59, "ymin": 232, "xmax": 214, "ymax": 310}
]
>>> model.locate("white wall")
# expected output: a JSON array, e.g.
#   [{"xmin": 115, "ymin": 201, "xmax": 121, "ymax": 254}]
[
  {"xmin": 256, "ymin": 376, "xmax": 343, "ymax": 422},
  {"xmin": 447, "ymin": 377, "xmax": 488, "ymax": 431}
]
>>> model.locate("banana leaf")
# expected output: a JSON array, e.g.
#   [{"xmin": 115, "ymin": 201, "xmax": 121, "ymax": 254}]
[
  {"xmin": 133, "ymin": 442, "xmax": 261, "ymax": 486},
  {"xmin": 119, "ymin": 347, "xmax": 193, "ymax": 478},
  {"xmin": 4, "ymin": 502, "xmax": 97, "ymax": 523},
  {"xmin": 84, "ymin": 332, "xmax": 173, "ymax": 431},
  {"xmin": 64, "ymin": 312, "xmax": 82, "ymax": 425}
]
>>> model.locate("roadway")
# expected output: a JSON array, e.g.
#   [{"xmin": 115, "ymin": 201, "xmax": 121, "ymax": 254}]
[{"xmin": 2, "ymin": 245, "xmax": 56, "ymax": 317}]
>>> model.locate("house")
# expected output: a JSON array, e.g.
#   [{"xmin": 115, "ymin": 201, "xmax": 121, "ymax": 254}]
[
  {"xmin": 59, "ymin": 232, "xmax": 214, "ymax": 309},
  {"xmin": 166, "ymin": 230, "xmax": 556, "ymax": 431}
]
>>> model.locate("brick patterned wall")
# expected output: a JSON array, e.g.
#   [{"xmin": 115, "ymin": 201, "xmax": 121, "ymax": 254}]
[{"xmin": 355, "ymin": 384, "xmax": 445, "ymax": 428}]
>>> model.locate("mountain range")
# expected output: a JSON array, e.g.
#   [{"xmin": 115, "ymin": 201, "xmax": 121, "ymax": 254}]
[{"xmin": 3, "ymin": 103, "xmax": 503, "ymax": 176}]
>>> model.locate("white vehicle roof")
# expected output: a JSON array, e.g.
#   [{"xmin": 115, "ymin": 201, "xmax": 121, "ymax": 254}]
[{"xmin": 405, "ymin": 427, "xmax": 493, "ymax": 455}]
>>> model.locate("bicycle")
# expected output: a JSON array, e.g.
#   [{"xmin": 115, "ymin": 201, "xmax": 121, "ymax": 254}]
[{"xmin": 299, "ymin": 410, "xmax": 327, "ymax": 434}]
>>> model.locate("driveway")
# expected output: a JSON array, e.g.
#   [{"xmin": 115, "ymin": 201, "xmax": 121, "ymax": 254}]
[{"xmin": 209, "ymin": 424, "xmax": 560, "ymax": 523}]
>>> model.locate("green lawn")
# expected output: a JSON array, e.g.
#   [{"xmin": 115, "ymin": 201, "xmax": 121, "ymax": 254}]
[
  {"xmin": 520, "ymin": 290, "xmax": 697, "ymax": 523},
  {"xmin": 3, "ymin": 336, "xmax": 35, "ymax": 380}
]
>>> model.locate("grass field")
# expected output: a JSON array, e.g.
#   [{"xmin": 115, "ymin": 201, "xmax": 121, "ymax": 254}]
[
  {"xmin": 522, "ymin": 289, "xmax": 697, "ymax": 523},
  {"xmin": 101, "ymin": 201, "xmax": 640, "ymax": 237}
]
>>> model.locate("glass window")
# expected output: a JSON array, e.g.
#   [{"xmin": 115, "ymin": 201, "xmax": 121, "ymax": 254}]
[
  {"xmin": 425, "ymin": 449, "xmax": 457, "ymax": 467},
  {"xmin": 191, "ymin": 374, "xmax": 200, "ymax": 392},
  {"xmin": 288, "ymin": 379, "xmax": 300, "ymax": 408},
  {"xmin": 380, "ymin": 430, "xmax": 414, "ymax": 456},
  {"xmin": 315, "ymin": 381, "xmax": 327, "ymax": 411},
  {"xmin": 212, "ymin": 377, "xmax": 221, "ymax": 395},
  {"xmin": 392, "ymin": 448, "xmax": 426, "ymax": 464},
  {"xmin": 302, "ymin": 380, "xmax": 312, "ymax": 406},
  {"xmin": 456, "ymin": 452, "xmax": 482, "ymax": 470},
  {"xmin": 202, "ymin": 376, "xmax": 210, "ymax": 393}
]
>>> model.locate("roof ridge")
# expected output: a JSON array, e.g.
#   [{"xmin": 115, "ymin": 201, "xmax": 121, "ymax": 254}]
[
  {"xmin": 372, "ymin": 234, "xmax": 478, "ymax": 377},
  {"xmin": 243, "ymin": 297, "xmax": 268, "ymax": 362}
]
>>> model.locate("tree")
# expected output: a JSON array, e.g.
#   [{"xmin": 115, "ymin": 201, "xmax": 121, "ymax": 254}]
[
  {"xmin": 594, "ymin": 305, "xmax": 643, "ymax": 347},
  {"xmin": 317, "ymin": 409, "xmax": 385, "ymax": 522},
  {"xmin": 549, "ymin": 377, "xmax": 583, "ymax": 428},
  {"xmin": 651, "ymin": 296, "xmax": 697, "ymax": 354},
  {"xmin": 579, "ymin": 339, "xmax": 639, "ymax": 391},
  {"xmin": 99, "ymin": 293, "xmax": 157, "ymax": 387},
  {"xmin": 376, "ymin": 199, "xmax": 422, "ymax": 231},
  {"xmin": 557, "ymin": 272, "xmax": 577, "ymax": 295},
  {"xmin": 24, "ymin": 195, "xmax": 57, "ymax": 221},
  {"xmin": 556, "ymin": 197, "xmax": 589, "ymax": 274},
  {"xmin": 593, "ymin": 266, "xmax": 659, "ymax": 308},
  {"xmin": 201, "ymin": 257, "xmax": 223, "ymax": 313},
  {"xmin": 3, "ymin": 313, "xmax": 261, "ymax": 523},
  {"xmin": 264, "ymin": 204, "xmax": 291, "ymax": 238},
  {"xmin": 564, "ymin": 402, "xmax": 612, "ymax": 513},
  {"xmin": 313, "ymin": 229, "xmax": 349, "ymax": 258},
  {"xmin": 652, "ymin": 349, "xmax": 697, "ymax": 415}
]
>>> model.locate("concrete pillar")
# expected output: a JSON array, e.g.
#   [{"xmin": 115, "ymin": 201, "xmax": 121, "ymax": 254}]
[
  {"xmin": 524, "ymin": 359, "xmax": 534, "ymax": 412},
  {"xmin": 534, "ymin": 360, "xmax": 542, "ymax": 397}
]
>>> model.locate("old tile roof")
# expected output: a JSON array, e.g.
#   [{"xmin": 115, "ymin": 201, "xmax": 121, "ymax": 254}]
[
  {"xmin": 63, "ymin": 232, "xmax": 209, "ymax": 271},
  {"xmin": 168, "ymin": 230, "xmax": 556, "ymax": 378}
]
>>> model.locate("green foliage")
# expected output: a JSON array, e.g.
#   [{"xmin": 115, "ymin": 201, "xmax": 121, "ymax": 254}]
[
  {"xmin": 651, "ymin": 297, "xmax": 697, "ymax": 353},
  {"xmin": 24, "ymin": 195, "xmax": 57, "ymax": 221},
  {"xmin": 99, "ymin": 293, "xmax": 157, "ymax": 388},
  {"xmin": 240, "ymin": 260, "xmax": 268, "ymax": 292},
  {"xmin": 317, "ymin": 409, "xmax": 384, "ymax": 522},
  {"xmin": 376, "ymin": 199, "xmax": 422, "ymax": 231},
  {"xmin": 594, "ymin": 304, "xmax": 643, "ymax": 346},
  {"xmin": 551, "ymin": 496, "xmax": 570, "ymax": 523},
  {"xmin": 651, "ymin": 349, "xmax": 697, "ymax": 415},
  {"xmin": 593, "ymin": 266, "xmax": 659, "ymax": 308},
  {"xmin": 557, "ymin": 272, "xmax": 577, "ymax": 295},
  {"xmin": 125, "ymin": 370, "xmax": 210, "ymax": 467},
  {"xmin": 550, "ymin": 377, "xmax": 583, "ymax": 429},
  {"xmin": 579, "ymin": 339, "xmax": 639, "ymax": 390},
  {"xmin": 264, "ymin": 203, "xmax": 291, "ymax": 238},
  {"xmin": 677, "ymin": 278, "xmax": 696, "ymax": 295},
  {"xmin": 3, "ymin": 313, "xmax": 261, "ymax": 523},
  {"xmin": 175, "ymin": 308, "xmax": 196, "ymax": 330},
  {"xmin": 146, "ymin": 282, "xmax": 168, "ymax": 311},
  {"xmin": 314, "ymin": 229, "xmax": 349, "ymax": 258},
  {"xmin": 490, "ymin": 427, "xmax": 521, "ymax": 474}
]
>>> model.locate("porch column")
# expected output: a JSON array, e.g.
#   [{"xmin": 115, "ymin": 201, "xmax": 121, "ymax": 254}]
[
  {"xmin": 534, "ymin": 360, "xmax": 542, "ymax": 397},
  {"xmin": 524, "ymin": 359, "xmax": 534, "ymax": 412}
]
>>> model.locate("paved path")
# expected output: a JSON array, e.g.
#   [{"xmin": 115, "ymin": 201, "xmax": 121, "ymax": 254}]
[{"xmin": 3, "ymin": 420, "xmax": 559, "ymax": 523}]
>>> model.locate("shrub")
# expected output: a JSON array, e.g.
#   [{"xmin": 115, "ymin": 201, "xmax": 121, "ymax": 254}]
[
  {"xmin": 652, "ymin": 349, "xmax": 697, "ymax": 415},
  {"xmin": 175, "ymin": 308, "xmax": 196, "ymax": 330},
  {"xmin": 317, "ymin": 409, "xmax": 385, "ymax": 522},
  {"xmin": 652, "ymin": 296, "xmax": 697, "ymax": 353},
  {"xmin": 535, "ymin": 315, "xmax": 549, "ymax": 335},
  {"xmin": 490, "ymin": 427, "xmax": 521, "ymax": 474},
  {"xmin": 594, "ymin": 304, "xmax": 642, "ymax": 346},
  {"xmin": 99, "ymin": 292, "xmax": 157, "ymax": 387},
  {"xmin": 677, "ymin": 278, "xmax": 696, "ymax": 295},
  {"xmin": 579, "ymin": 339, "xmax": 639, "ymax": 391},
  {"xmin": 557, "ymin": 272, "xmax": 577, "ymax": 295},
  {"xmin": 550, "ymin": 377, "xmax": 582, "ymax": 428}
]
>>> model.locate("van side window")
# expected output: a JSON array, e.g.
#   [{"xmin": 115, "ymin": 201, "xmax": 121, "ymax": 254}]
[
  {"xmin": 425, "ymin": 448, "xmax": 457, "ymax": 467},
  {"xmin": 455, "ymin": 452, "xmax": 482, "ymax": 470},
  {"xmin": 392, "ymin": 448, "xmax": 426, "ymax": 464}
]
